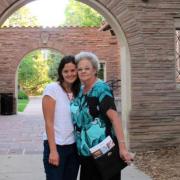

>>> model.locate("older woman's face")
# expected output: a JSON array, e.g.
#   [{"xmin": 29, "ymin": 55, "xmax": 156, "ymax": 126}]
[{"xmin": 77, "ymin": 59, "xmax": 97, "ymax": 83}]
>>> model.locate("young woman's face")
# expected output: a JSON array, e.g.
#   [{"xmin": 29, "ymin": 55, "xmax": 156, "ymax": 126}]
[
  {"xmin": 77, "ymin": 59, "xmax": 97, "ymax": 83},
  {"xmin": 62, "ymin": 62, "xmax": 78, "ymax": 84}
]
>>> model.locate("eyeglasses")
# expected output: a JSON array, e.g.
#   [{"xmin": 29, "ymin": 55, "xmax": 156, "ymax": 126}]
[{"xmin": 77, "ymin": 67, "xmax": 92, "ymax": 72}]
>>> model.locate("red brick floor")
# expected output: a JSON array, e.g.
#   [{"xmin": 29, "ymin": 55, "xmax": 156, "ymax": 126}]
[{"xmin": 0, "ymin": 97, "xmax": 44, "ymax": 154}]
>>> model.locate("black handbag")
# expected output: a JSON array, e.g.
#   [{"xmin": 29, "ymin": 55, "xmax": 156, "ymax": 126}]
[{"xmin": 91, "ymin": 137, "xmax": 127, "ymax": 180}]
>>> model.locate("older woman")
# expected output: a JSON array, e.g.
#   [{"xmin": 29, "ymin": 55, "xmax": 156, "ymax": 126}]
[{"xmin": 70, "ymin": 52, "xmax": 133, "ymax": 180}]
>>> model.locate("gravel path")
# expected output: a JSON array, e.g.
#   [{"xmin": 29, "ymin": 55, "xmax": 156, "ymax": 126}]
[{"xmin": 135, "ymin": 145, "xmax": 180, "ymax": 180}]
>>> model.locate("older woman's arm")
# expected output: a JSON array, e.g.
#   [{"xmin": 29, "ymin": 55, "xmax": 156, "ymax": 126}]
[
  {"xmin": 106, "ymin": 109, "xmax": 133, "ymax": 164},
  {"xmin": 42, "ymin": 95, "xmax": 59, "ymax": 166}
]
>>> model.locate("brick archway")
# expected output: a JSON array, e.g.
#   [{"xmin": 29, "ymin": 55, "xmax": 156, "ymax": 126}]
[
  {"xmin": 0, "ymin": 26, "xmax": 120, "ymax": 106},
  {"xmin": 2, "ymin": 0, "xmax": 180, "ymax": 150},
  {"xmin": 0, "ymin": 0, "xmax": 144, "ymax": 150},
  {"xmin": 0, "ymin": 0, "xmax": 139, "ymax": 148}
]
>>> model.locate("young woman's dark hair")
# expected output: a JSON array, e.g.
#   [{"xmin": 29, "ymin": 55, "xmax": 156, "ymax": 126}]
[{"xmin": 57, "ymin": 55, "xmax": 80, "ymax": 97}]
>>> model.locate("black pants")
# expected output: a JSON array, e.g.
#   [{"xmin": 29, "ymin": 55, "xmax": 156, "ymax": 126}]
[
  {"xmin": 43, "ymin": 141, "xmax": 79, "ymax": 180},
  {"xmin": 79, "ymin": 156, "xmax": 121, "ymax": 180}
]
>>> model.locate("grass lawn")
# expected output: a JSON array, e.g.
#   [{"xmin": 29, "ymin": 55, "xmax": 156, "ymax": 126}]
[{"xmin": 18, "ymin": 99, "xmax": 29, "ymax": 112}]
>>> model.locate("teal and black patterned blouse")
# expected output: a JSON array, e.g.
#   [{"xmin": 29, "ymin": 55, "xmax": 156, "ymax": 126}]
[{"xmin": 70, "ymin": 79, "xmax": 116, "ymax": 156}]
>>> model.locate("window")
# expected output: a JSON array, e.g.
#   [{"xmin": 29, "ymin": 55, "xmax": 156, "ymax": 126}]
[
  {"xmin": 175, "ymin": 29, "xmax": 180, "ymax": 83},
  {"xmin": 98, "ymin": 62, "xmax": 106, "ymax": 80}
]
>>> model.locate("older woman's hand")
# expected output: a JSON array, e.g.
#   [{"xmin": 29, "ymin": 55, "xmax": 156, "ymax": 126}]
[{"xmin": 119, "ymin": 148, "xmax": 135, "ymax": 165}]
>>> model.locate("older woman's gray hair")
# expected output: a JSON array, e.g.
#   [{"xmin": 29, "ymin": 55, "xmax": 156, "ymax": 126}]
[{"xmin": 75, "ymin": 52, "xmax": 100, "ymax": 71}]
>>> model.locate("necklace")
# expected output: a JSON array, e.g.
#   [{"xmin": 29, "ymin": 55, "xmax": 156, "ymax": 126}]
[
  {"xmin": 61, "ymin": 82, "xmax": 74, "ymax": 101},
  {"xmin": 66, "ymin": 92, "xmax": 73, "ymax": 101}
]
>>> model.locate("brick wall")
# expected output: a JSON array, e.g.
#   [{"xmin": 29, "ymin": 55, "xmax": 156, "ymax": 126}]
[{"xmin": 0, "ymin": 26, "xmax": 120, "ymax": 113}]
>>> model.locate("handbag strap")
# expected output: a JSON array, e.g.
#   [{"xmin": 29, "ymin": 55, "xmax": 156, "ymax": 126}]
[
  {"xmin": 104, "ymin": 114, "xmax": 113, "ymax": 137},
  {"xmin": 85, "ymin": 94, "xmax": 113, "ymax": 137},
  {"xmin": 101, "ymin": 88, "xmax": 115, "ymax": 138}
]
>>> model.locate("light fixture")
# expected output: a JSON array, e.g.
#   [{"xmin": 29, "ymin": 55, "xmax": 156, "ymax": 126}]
[{"xmin": 40, "ymin": 32, "xmax": 49, "ymax": 44}]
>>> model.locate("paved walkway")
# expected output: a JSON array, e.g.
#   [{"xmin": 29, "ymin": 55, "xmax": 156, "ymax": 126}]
[
  {"xmin": 0, "ymin": 96, "xmax": 152, "ymax": 180},
  {"xmin": 0, "ymin": 97, "xmax": 43, "ymax": 155}
]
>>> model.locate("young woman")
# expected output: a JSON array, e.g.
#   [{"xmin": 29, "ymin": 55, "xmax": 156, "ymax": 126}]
[
  {"xmin": 42, "ymin": 55, "xmax": 80, "ymax": 180},
  {"xmin": 71, "ymin": 52, "xmax": 134, "ymax": 180}
]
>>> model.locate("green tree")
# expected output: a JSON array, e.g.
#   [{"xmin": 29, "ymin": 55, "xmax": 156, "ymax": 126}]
[
  {"xmin": 2, "ymin": 6, "xmax": 39, "ymax": 27},
  {"xmin": 18, "ymin": 51, "xmax": 51, "ymax": 95},
  {"xmin": 46, "ymin": 50, "xmax": 62, "ymax": 81},
  {"xmin": 63, "ymin": 0, "xmax": 104, "ymax": 27},
  {"xmin": 18, "ymin": 52, "xmax": 37, "ymax": 89}
]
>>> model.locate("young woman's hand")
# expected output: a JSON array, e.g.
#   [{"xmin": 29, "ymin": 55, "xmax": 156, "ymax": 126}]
[{"xmin": 49, "ymin": 150, "xmax": 60, "ymax": 166}]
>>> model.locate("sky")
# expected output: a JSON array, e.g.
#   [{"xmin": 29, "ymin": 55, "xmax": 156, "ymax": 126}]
[{"xmin": 26, "ymin": 0, "xmax": 69, "ymax": 27}]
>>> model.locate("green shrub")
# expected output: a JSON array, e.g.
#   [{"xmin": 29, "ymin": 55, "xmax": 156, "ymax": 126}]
[
  {"xmin": 18, "ymin": 90, "xmax": 28, "ymax": 99},
  {"xmin": 18, "ymin": 99, "xmax": 29, "ymax": 112}
]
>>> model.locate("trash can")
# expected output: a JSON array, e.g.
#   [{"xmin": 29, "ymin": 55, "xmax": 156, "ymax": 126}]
[{"xmin": 0, "ymin": 93, "xmax": 13, "ymax": 115}]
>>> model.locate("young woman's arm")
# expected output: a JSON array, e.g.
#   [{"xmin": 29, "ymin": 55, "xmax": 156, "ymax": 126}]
[{"xmin": 42, "ymin": 95, "xmax": 59, "ymax": 166}]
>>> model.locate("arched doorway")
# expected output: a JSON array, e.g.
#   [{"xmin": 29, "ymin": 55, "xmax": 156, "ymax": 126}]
[
  {"xmin": 0, "ymin": 0, "xmax": 144, "ymax": 148},
  {"xmin": 16, "ymin": 48, "xmax": 63, "ymax": 107}
]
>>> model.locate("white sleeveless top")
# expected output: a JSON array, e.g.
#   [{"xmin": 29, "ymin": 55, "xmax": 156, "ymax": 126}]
[{"xmin": 43, "ymin": 82, "xmax": 75, "ymax": 145}]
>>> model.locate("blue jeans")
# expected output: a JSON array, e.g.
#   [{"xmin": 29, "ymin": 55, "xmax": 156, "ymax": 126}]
[{"xmin": 43, "ymin": 141, "xmax": 79, "ymax": 180}]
